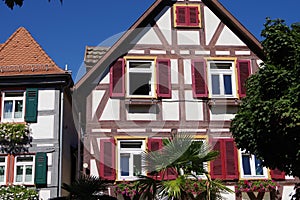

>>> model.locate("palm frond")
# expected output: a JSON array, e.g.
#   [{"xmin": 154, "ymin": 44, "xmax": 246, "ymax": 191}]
[
  {"xmin": 142, "ymin": 133, "xmax": 194, "ymax": 173},
  {"xmin": 62, "ymin": 174, "xmax": 109, "ymax": 199},
  {"xmin": 161, "ymin": 176, "xmax": 186, "ymax": 199}
]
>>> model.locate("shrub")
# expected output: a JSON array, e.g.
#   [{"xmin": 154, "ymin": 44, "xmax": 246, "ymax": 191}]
[{"xmin": 0, "ymin": 185, "xmax": 38, "ymax": 200}]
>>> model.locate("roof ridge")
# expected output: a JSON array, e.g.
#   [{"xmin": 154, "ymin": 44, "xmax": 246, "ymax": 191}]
[
  {"xmin": 0, "ymin": 27, "xmax": 23, "ymax": 52},
  {"xmin": 20, "ymin": 27, "xmax": 64, "ymax": 72}
]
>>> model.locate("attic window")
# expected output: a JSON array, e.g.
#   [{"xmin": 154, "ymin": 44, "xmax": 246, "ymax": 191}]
[{"xmin": 174, "ymin": 5, "xmax": 201, "ymax": 27}]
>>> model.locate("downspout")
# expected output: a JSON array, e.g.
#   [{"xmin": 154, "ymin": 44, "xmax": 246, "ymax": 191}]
[
  {"xmin": 58, "ymin": 89, "xmax": 64, "ymax": 197},
  {"xmin": 78, "ymin": 111, "xmax": 81, "ymax": 178}
]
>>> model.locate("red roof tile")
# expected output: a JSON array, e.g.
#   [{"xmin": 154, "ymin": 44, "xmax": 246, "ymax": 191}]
[{"xmin": 0, "ymin": 27, "xmax": 65, "ymax": 76}]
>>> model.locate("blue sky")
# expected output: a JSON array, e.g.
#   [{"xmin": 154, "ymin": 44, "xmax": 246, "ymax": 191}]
[{"xmin": 1, "ymin": 0, "xmax": 299, "ymax": 82}]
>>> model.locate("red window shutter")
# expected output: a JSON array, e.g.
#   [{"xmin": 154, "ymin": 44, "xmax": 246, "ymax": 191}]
[
  {"xmin": 192, "ymin": 60, "xmax": 208, "ymax": 98},
  {"xmin": 166, "ymin": 168, "xmax": 177, "ymax": 180},
  {"xmin": 0, "ymin": 91, "xmax": 2, "ymax": 121},
  {"xmin": 237, "ymin": 60, "xmax": 251, "ymax": 98},
  {"xmin": 224, "ymin": 139, "xmax": 239, "ymax": 180},
  {"xmin": 148, "ymin": 138, "xmax": 163, "ymax": 151},
  {"xmin": 149, "ymin": 138, "xmax": 177, "ymax": 180},
  {"xmin": 148, "ymin": 138, "xmax": 163, "ymax": 180},
  {"xmin": 176, "ymin": 6, "xmax": 186, "ymax": 26},
  {"xmin": 270, "ymin": 169, "xmax": 285, "ymax": 180},
  {"xmin": 100, "ymin": 138, "xmax": 116, "ymax": 180},
  {"xmin": 157, "ymin": 59, "xmax": 171, "ymax": 98},
  {"xmin": 188, "ymin": 7, "xmax": 199, "ymax": 26},
  {"xmin": 110, "ymin": 59, "xmax": 125, "ymax": 97},
  {"xmin": 210, "ymin": 139, "xmax": 238, "ymax": 180},
  {"xmin": 210, "ymin": 140, "xmax": 223, "ymax": 179}
]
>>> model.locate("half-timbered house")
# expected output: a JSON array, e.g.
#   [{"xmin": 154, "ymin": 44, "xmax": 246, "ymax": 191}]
[
  {"xmin": 74, "ymin": 0, "xmax": 297, "ymax": 199},
  {"xmin": 0, "ymin": 27, "xmax": 77, "ymax": 199}
]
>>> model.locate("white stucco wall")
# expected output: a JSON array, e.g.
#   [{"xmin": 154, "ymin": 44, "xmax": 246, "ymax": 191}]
[
  {"xmin": 100, "ymin": 99, "xmax": 120, "ymax": 120},
  {"xmin": 38, "ymin": 90, "xmax": 55, "ymax": 111},
  {"xmin": 216, "ymin": 26, "xmax": 245, "ymax": 46},
  {"xmin": 184, "ymin": 59, "xmax": 192, "ymax": 84},
  {"xmin": 162, "ymin": 90, "xmax": 179, "ymax": 121},
  {"xmin": 39, "ymin": 190, "xmax": 51, "ymax": 200},
  {"xmin": 90, "ymin": 159, "xmax": 99, "ymax": 177},
  {"xmin": 241, "ymin": 192, "xmax": 270, "ymax": 200},
  {"xmin": 220, "ymin": 186, "xmax": 236, "ymax": 200},
  {"xmin": 177, "ymin": 31, "xmax": 200, "ymax": 45},
  {"xmin": 170, "ymin": 59, "xmax": 178, "ymax": 84},
  {"xmin": 156, "ymin": 7, "xmax": 172, "ymax": 45},
  {"xmin": 210, "ymin": 106, "xmax": 237, "ymax": 121},
  {"xmin": 136, "ymin": 26, "xmax": 162, "ymax": 45},
  {"xmin": 282, "ymin": 186, "xmax": 296, "ymax": 200},
  {"xmin": 92, "ymin": 90, "xmax": 105, "ymax": 118},
  {"xmin": 127, "ymin": 104, "xmax": 157, "ymax": 120},
  {"xmin": 204, "ymin": 7, "xmax": 220, "ymax": 45},
  {"xmin": 185, "ymin": 91, "xmax": 204, "ymax": 121},
  {"xmin": 31, "ymin": 115, "xmax": 54, "ymax": 139}
]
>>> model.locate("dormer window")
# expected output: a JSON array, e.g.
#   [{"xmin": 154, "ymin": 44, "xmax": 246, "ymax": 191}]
[{"xmin": 174, "ymin": 5, "xmax": 201, "ymax": 27}]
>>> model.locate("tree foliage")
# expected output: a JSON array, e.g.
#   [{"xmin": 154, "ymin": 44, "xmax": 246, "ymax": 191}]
[
  {"xmin": 3, "ymin": 0, "xmax": 62, "ymax": 9},
  {"xmin": 230, "ymin": 18, "xmax": 300, "ymax": 177}
]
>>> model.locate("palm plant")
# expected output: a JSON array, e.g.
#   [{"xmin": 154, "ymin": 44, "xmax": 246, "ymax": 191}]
[
  {"xmin": 135, "ymin": 133, "xmax": 233, "ymax": 200},
  {"xmin": 62, "ymin": 174, "xmax": 115, "ymax": 200}
]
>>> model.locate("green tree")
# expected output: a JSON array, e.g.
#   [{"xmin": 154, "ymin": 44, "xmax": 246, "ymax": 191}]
[
  {"xmin": 3, "ymin": 0, "xmax": 62, "ymax": 9},
  {"xmin": 134, "ymin": 133, "xmax": 232, "ymax": 200},
  {"xmin": 230, "ymin": 18, "xmax": 300, "ymax": 177}
]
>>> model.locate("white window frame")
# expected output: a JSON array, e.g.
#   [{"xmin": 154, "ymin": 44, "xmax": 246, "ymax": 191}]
[
  {"xmin": 182, "ymin": 139, "xmax": 208, "ymax": 179},
  {"xmin": 117, "ymin": 140, "xmax": 146, "ymax": 180},
  {"xmin": 14, "ymin": 155, "xmax": 35, "ymax": 185},
  {"xmin": 207, "ymin": 60, "xmax": 237, "ymax": 98},
  {"xmin": 0, "ymin": 156, "xmax": 7, "ymax": 185},
  {"xmin": 126, "ymin": 60, "xmax": 155, "ymax": 98},
  {"xmin": 238, "ymin": 150, "xmax": 268, "ymax": 179},
  {"xmin": 1, "ymin": 91, "xmax": 25, "ymax": 122}
]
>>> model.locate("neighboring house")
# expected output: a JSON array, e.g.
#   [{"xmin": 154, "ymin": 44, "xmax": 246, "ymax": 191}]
[
  {"xmin": 74, "ymin": 0, "xmax": 297, "ymax": 199},
  {"xmin": 0, "ymin": 27, "xmax": 77, "ymax": 199}
]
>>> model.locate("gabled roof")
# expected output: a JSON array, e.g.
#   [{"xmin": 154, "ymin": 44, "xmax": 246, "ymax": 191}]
[
  {"xmin": 84, "ymin": 46, "xmax": 110, "ymax": 72},
  {"xmin": 75, "ymin": 0, "xmax": 264, "ymax": 92},
  {"xmin": 0, "ymin": 27, "xmax": 65, "ymax": 76}
]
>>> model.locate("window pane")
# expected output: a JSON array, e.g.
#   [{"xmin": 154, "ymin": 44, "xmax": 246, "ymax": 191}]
[
  {"xmin": 120, "ymin": 154, "xmax": 130, "ymax": 176},
  {"xmin": 242, "ymin": 155, "xmax": 251, "ymax": 175},
  {"xmin": 16, "ymin": 166, "xmax": 23, "ymax": 182},
  {"xmin": 121, "ymin": 142, "xmax": 143, "ymax": 149},
  {"xmin": 133, "ymin": 154, "xmax": 142, "ymax": 176},
  {"xmin": 211, "ymin": 75, "xmax": 220, "ymax": 94},
  {"xmin": 5, "ymin": 92, "xmax": 23, "ymax": 97},
  {"xmin": 129, "ymin": 62, "xmax": 151, "ymax": 69},
  {"xmin": 4, "ymin": 101, "xmax": 13, "ymax": 119},
  {"xmin": 255, "ymin": 157, "xmax": 263, "ymax": 175},
  {"xmin": 0, "ymin": 166, "xmax": 5, "ymax": 182},
  {"xmin": 25, "ymin": 165, "xmax": 33, "ymax": 182},
  {"xmin": 223, "ymin": 75, "xmax": 233, "ymax": 95},
  {"xmin": 14, "ymin": 100, "xmax": 23, "ymax": 118},
  {"xmin": 129, "ymin": 73, "xmax": 152, "ymax": 95},
  {"xmin": 210, "ymin": 63, "xmax": 231, "ymax": 69},
  {"xmin": 17, "ymin": 157, "xmax": 34, "ymax": 162}
]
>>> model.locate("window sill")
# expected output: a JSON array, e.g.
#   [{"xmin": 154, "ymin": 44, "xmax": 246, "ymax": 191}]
[
  {"xmin": 208, "ymin": 99, "xmax": 241, "ymax": 106},
  {"xmin": 125, "ymin": 98, "xmax": 160, "ymax": 105},
  {"xmin": 116, "ymin": 176, "xmax": 145, "ymax": 181},
  {"xmin": 240, "ymin": 176, "xmax": 269, "ymax": 180}
]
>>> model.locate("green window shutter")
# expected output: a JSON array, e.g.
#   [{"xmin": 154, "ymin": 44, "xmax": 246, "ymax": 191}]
[
  {"xmin": 35, "ymin": 152, "xmax": 47, "ymax": 186},
  {"xmin": 25, "ymin": 88, "xmax": 38, "ymax": 123}
]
